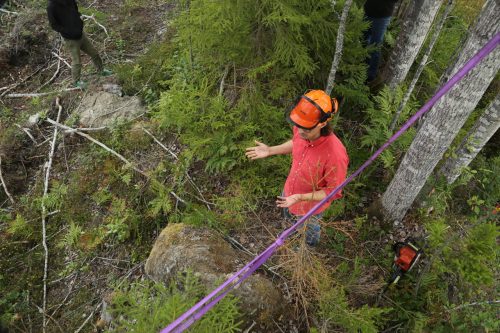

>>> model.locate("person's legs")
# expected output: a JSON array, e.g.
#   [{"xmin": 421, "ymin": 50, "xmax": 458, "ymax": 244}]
[
  {"xmin": 365, "ymin": 16, "xmax": 392, "ymax": 82},
  {"xmin": 305, "ymin": 214, "xmax": 322, "ymax": 246},
  {"xmin": 64, "ymin": 37, "xmax": 83, "ymax": 84},
  {"xmin": 80, "ymin": 32, "xmax": 103, "ymax": 73}
]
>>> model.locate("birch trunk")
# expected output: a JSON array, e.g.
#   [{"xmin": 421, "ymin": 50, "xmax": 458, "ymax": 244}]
[
  {"xmin": 383, "ymin": 0, "xmax": 443, "ymax": 89},
  {"xmin": 325, "ymin": 0, "xmax": 353, "ymax": 96},
  {"xmin": 381, "ymin": 0, "xmax": 500, "ymax": 222},
  {"xmin": 389, "ymin": 0, "xmax": 454, "ymax": 132},
  {"xmin": 439, "ymin": 94, "xmax": 500, "ymax": 184}
]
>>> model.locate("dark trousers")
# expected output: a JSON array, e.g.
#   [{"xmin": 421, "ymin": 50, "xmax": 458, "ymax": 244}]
[
  {"xmin": 64, "ymin": 32, "xmax": 103, "ymax": 83},
  {"xmin": 364, "ymin": 16, "xmax": 392, "ymax": 82},
  {"xmin": 282, "ymin": 206, "xmax": 322, "ymax": 246}
]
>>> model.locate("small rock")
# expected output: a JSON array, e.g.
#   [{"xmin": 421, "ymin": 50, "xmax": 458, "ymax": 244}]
[
  {"xmin": 102, "ymin": 83, "xmax": 123, "ymax": 97},
  {"xmin": 26, "ymin": 113, "xmax": 41, "ymax": 127}
]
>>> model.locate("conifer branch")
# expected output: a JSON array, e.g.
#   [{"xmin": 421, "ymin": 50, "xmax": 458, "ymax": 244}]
[{"xmin": 325, "ymin": 0, "xmax": 353, "ymax": 95}]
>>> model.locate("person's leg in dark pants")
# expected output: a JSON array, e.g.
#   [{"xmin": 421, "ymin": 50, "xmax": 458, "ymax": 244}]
[
  {"xmin": 80, "ymin": 32, "xmax": 103, "ymax": 73},
  {"xmin": 365, "ymin": 16, "xmax": 392, "ymax": 82}
]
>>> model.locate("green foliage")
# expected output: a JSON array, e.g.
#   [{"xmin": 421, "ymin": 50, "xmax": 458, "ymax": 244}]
[
  {"xmin": 6, "ymin": 214, "xmax": 33, "ymax": 239},
  {"xmin": 107, "ymin": 271, "xmax": 242, "ymax": 332},
  {"xmin": 361, "ymin": 85, "xmax": 417, "ymax": 171},
  {"xmin": 385, "ymin": 213, "xmax": 498, "ymax": 332},
  {"xmin": 104, "ymin": 197, "xmax": 140, "ymax": 243},
  {"xmin": 318, "ymin": 283, "xmax": 388, "ymax": 332},
  {"xmin": 148, "ymin": 179, "xmax": 173, "ymax": 218},
  {"xmin": 58, "ymin": 222, "xmax": 84, "ymax": 250}
]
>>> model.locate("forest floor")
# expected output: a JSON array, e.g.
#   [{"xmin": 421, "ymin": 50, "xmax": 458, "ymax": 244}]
[{"xmin": 0, "ymin": 1, "xmax": 430, "ymax": 332}]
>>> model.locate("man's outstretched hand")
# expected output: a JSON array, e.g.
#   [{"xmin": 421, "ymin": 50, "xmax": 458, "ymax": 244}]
[
  {"xmin": 245, "ymin": 140, "xmax": 270, "ymax": 160},
  {"xmin": 276, "ymin": 194, "xmax": 301, "ymax": 208}
]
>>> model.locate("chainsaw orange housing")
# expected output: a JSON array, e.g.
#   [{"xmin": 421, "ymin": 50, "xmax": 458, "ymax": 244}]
[{"xmin": 395, "ymin": 246, "xmax": 418, "ymax": 272}]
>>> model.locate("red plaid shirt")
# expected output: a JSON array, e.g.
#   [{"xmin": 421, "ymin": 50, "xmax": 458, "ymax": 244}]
[{"xmin": 284, "ymin": 127, "xmax": 349, "ymax": 215}]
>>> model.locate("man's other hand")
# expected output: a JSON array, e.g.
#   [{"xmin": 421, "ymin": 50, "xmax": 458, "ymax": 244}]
[{"xmin": 245, "ymin": 140, "xmax": 270, "ymax": 160}]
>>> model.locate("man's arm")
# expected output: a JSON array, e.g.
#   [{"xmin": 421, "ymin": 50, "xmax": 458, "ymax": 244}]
[
  {"xmin": 245, "ymin": 140, "xmax": 292, "ymax": 160},
  {"xmin": 47, "ymin": 4, "xmax": 62, "ymax": 32},
  {"xmin": 276, "ymin": 190, "xmax": 327, "ymax": 208}
]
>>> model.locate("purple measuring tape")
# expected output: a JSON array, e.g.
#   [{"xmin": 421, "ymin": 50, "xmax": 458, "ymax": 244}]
[{"xmin": 161, "ymin": 32, "xmax": 500, "ymax": 333}]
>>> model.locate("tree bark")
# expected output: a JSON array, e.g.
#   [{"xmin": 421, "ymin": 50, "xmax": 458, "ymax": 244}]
[
  {"xmin": 325, "ymin": 0, "xmax": 353, "ymax": 96},
  {"xmin": 381, "ymin": 0, "xmax": 500, "ymax": 222},
  {"xmin": 383, "ymin": 0, "xmax": 444, "ymax": 89},
  {"xmin": 439, "ymin": 94, "xmax": 500, "ymax": 184},
  {"xmin": 389, "ymin": 0, "xmax": 454, "ymax": 132}
]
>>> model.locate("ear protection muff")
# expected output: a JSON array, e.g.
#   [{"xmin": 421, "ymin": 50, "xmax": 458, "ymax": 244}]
[{"xmin": 286, "ymin": 91, "xmax": 340, "ymax": 130}]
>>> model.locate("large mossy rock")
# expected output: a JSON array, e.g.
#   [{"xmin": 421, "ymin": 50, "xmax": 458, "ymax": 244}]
[
  {"xmin": 77, "ymin": 91, "xmax": 145, "ymax": 127},
  {"xmin": 145, "ymin": 223, "xmax": 289, "ymax": 329}
]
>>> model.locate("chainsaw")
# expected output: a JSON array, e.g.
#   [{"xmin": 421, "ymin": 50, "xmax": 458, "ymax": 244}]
[{"xmin": 388, "ymin": 238, "xmax": 423, "ymax": 285}]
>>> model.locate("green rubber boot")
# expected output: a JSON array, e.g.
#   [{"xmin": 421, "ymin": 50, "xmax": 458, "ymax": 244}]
[
  {"xmin": 75, "ymin": 80, "xmax": 88, "ymax": 90},
  {"xmin": 100, "ymin": 69, "xmax": 113, "ymax": 77}
]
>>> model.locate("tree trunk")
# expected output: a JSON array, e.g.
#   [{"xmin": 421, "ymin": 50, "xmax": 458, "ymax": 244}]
[
  {"xmin": 381, "ymin": 0, "xmax": 500, "ymax": 222},
  {"xmin": 383, "ymin": 0, "xmax": 444, "ymax": 89},
  {"xmin": 325, "ymin": 0, "xmax": 353, "ymax": 96},
  {"xmin": 439, "ymin": 94, "xmax": 500, "ymax": 184},
  {"xmin": 389, "ymin": 0, "xmax": 454, "ymax": 132}
]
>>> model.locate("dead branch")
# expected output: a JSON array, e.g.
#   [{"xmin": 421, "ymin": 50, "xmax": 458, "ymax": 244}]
[
  {"xmin": 141, "ymin": 127, "xmax": 178, "ymax": 159},
  {"xmin": 63, "ymin": 126, "xmax": 107, "ymax": 134},
  {"xmin": 0, "ymin": 8, "xmax": 19, "ymax": 15},
  {"xmin": 41, "ymin": 96, "xmax": 63, "ymax": 333},
  {"xmin": 6, "ymin": 87, "xmax": 81, "ymax": 98},
  {"xmin": 51, "ymin": 51, "xmax": 71, "ymax": 69},
  {"xmin": 46, "ymin": 118, "xmax": 147, "ymax": 177},
  {"xmin": 37, "ymin": 59, "xmax": 61, "ymax": 92},
  {"xmin": 15, "ymin": 124, "xmax": 38, "ymax": 144},
  {"xmin": 0, "ymin": 156, "xmax": 14, "ymax": 204},
  {"xmin": 0, "ymin": 65, "xmax": 46, "ymax": 97},
  {"xmin": 74, "ymin": 301, "xmax": 102, "ymax": 333},
  {"xmin": 142, "ymin": 127, "xmax": 215, "ymax": 207},
  {"xmin": 81, "ymin": 14, "xmax": 109, "ymax": 36}
]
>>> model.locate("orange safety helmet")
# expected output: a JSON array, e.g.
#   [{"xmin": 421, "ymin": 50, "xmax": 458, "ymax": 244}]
[{"xmin": 288, "ymin": 90, "xmax": 339, "ymax": 130}]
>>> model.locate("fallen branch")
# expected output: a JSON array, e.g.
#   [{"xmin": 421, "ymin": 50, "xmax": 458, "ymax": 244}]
[
  {"xmin": 81, "ymin": 14, "xmax": 109, "ymax": 36},
  {"xmin": 63, "ymin": 126, "xmax": 107, "ymax": 134},
  {"xmin": 0, "ymin": 8, "xmax": 19, "ymax": 15},
  {"xmin": 0, "ymin": 65, "xmax": 46, "ymax": 97},
  {"xmin": 6, "ymin": 87, "xmax": 81, "ymax": 98},
  {"xmin": 448, "ymin": 300, "xmax": 500, "ymax": 311},
  {"xmin": 46, "ymin": 118, "xmax": 147, "ymax": 177},
  {"xmin": 51, "ymin": 52, "xmax": 71, "ymax": 69},
  {"xmin": 37, "ymin": 58, "xmax": 61, "ymax": 92},
  {"xmin": 142, "ymin": 127, "xmax": 214, "ymax": 207},
  {"xmin": 74, "ymin": 302, "xmax": 102, "ymax": 333},
  {"xmin": 141, "ymin": 127, "xmax": 178, "ymax": 159},
  {"xmin": 41, "ymin": 97, "xmax": 63, "ymax": 333},
  {"xmin": 15, "ymin": 124, "xmax": 38, "ymax": 144},
  {"xmin": 0, "ymin": 156, "xmax": 15, "ymax": 204}
]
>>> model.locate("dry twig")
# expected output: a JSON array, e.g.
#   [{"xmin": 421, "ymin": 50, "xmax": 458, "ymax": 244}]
[
  {"xmin": 6, "ymin": 87, "xmax": 81, "ymax": 98},
  {"xmin": 0, "ymin": 156, "xmax": 14, "ymax": 204},
  {"xmin": 81, "ymin": 14, "xmax": 109, "ymax": 36},
  {"xmin": 46, "ymin": 118, "xmax": 147, "ymax": 177},
  {"xmin": 41, "ymin": 96, "xmax": 63, "ymax": 333},
  {"xmin": 51, "ymin": 51, "xmax": 71, "ymax": 69}
]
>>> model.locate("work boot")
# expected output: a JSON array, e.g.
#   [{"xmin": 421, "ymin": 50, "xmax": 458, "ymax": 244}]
[
  {"xmin": 100, "ymin": 69, "xmax": 113, "ymax": 77},
  {"xmin": 75, "ymin": 80, "xmax": 88, "ymax": 90}
]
